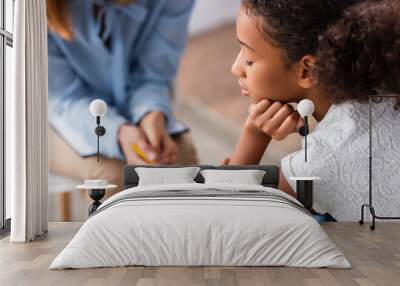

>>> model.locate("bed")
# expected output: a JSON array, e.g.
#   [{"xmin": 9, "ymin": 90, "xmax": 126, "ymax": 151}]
[{"xmin": 50, "ymin": 165, "xmax": 350, "ymax": 269}]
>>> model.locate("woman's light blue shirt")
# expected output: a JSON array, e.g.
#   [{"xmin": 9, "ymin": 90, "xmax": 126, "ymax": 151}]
[{"xmin": 48, "ymin": 0, "xmax": 194, "ymax": 160}]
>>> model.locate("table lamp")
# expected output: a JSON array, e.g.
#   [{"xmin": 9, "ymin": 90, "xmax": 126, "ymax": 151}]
[
  {"xmin": 290, "ymin": 99, "xmax": 320, "ymax": 212},
  {"xmin": 298, "ymin": 99, "xmax": 315, "ymax": 162},
  {"xmin": 90, "ymin": 99, "xmax": 107, "ymax": 162},
  {"xmin": 76, "ymin": 99, "xmax": 117, "ymax": 216}
]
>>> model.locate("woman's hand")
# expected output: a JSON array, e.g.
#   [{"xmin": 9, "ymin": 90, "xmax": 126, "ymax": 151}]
[
  {"xmin": 139, "ymin": 111, "xmax": 178, "ymax": 164},
  {"xmin": 220, "ymin": 157, "xmax": 230, "ymax": 165},
  {"xmin": 117, "ymin": 124, "xmax": 157, "ymax": 165},
  {"xmin": 246, "ymin": 99, "xmax": 304, "ymax": 141}
]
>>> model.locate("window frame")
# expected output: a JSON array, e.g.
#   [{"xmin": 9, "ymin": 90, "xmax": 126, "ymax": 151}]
[{"xmin": 0, "ymin": 0, "xmax": 13, "ymax": 237}]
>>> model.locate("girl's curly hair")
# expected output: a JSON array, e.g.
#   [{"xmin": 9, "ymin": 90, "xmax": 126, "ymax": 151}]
[
  {"xmin": 317, "ymin": 0, "xmax": 400, "ymax": 104},
  {"xmin": 242, "ymin": 0, "xmax": 400, "ymax": 106}
]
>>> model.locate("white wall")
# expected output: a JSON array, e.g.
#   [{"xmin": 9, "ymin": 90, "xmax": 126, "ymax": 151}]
[{"xmin": 188, "ymin": 0, "xmax": 241, "ymax": 36}]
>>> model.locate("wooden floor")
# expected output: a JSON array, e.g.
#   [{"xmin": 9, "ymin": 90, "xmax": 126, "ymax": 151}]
[{"xmin": 1, "ymin": 223, "xmax": 400, "ymax": 286}]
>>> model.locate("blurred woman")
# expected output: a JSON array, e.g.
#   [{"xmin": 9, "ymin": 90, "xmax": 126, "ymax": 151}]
[{"xmin": 47, "ymin": 0, "xmax": 198, "ymax": 189}]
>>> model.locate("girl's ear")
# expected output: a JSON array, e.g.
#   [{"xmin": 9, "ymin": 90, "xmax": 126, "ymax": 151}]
[{"xmin": 296, "ymin": 55, "xmax": 318, "ymax": 89}]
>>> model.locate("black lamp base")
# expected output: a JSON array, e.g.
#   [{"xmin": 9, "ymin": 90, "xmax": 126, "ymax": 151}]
[
  {"xmin": 359, "ymin": 204, "xmax": 400, "ymax": 231},
  {"xmin": 88, "ymin": 189, "xmax": 105, "ymax": 215},
  {"xmin": 290, "ymin": 177, "xmax": 320, "ymax": 211},
  {"xmin": 359, "ymin": 95, "xmax": 400, "ymax": 231},
  {"xmin": 296, "ymin": 180, "xmax": 314, "ymax": 211}
]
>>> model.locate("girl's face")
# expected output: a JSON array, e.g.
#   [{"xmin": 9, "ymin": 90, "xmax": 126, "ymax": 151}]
[{"xmin": 231, "ymin": 7, "xmax": 305, "ymax": 104}]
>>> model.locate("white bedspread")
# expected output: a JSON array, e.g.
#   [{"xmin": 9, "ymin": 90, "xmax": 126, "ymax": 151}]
[{"xmin": 50, "ymin": 183, "xmax": 350, "ymax": 269}]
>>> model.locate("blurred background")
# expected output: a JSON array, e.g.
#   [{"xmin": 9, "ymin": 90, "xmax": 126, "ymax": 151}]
[{"xmin": 49, "ymin": 0, "xmax": 309, "ymax": 221}]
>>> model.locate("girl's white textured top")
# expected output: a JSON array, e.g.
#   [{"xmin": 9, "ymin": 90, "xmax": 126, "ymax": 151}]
[{"xmin": 281, "ymin": 97, "xmax": 400, "ymax": 221}]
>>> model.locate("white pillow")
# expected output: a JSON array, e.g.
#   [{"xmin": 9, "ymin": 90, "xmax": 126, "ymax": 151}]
[
  {"xmin": 200, "ymin": 169, "xmax": 266, "ymax": 185},
  {"xmin": 135, "ymin": 167, "xmax": 201, "ymax": 186}
]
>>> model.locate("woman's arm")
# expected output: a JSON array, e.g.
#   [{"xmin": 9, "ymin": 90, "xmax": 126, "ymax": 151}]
[
  {"xmin": 128, "ymin": 0, "xmax": 195, "ymax": 127},
  {"xmin": 127, "ymin": 0, "xmax": 195, "ymax": 162},
  {"xmin": 48, "ymin": 35, "xmax": 128, "ymax": 160}
]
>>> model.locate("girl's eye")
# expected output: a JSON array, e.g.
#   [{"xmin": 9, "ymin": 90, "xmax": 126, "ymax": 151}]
[{"xmin": 246, "ymin": 60, "xmax": 254, "ymax": 66}]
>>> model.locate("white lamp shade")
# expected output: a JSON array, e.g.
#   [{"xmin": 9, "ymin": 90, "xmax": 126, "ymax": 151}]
[
  {"xmin": 90, "ymin": 99, "xmax": 107, "ymax": 117},
  {"xmin": 298, "ymin": 99, "xmax": 315, "ymax": 117}
]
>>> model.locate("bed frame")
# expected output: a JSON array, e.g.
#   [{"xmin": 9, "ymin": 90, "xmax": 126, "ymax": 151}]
[
  {"xmin": 84, "ymin": 166, "xmax": 279, "ymax": 215},
  {"xmin": 81, "ymin": 165, "xmax": 315, "ymax": 216},
  {"xmin": 122, "ymin": 165, "xmax": 315, "ymax": 213}
]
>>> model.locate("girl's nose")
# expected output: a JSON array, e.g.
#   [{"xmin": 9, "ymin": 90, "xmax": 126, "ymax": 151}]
[{"xmin": 231, "ymin": 52, "xmax": 245, "ymax": 78}]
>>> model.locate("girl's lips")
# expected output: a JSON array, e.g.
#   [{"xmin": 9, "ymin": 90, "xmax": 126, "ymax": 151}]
[{"xmin": 238, "ymin": 80, "xmax": 249, "ymax": 96}]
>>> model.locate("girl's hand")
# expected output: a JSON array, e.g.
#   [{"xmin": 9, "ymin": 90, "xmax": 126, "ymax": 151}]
[
  {"xmin": 117, "ymin": 124, "xmax": 157, "ymax": 165},
  {"xmin": 139, "ymin": 111, "xmax": 178, "ymax": 164},
  {"xmin": 246, "ymin": 99, "xmax": 304, "ymax": 141}
]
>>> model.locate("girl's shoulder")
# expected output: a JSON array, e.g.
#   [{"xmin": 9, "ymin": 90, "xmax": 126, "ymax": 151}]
[
  {"xmin": 316, "ymin": 96, "xmax": 399, "ymax": 131},
  {"xmin": 310, "ymin": 96, "xmax": 400, "ymax": 149}
]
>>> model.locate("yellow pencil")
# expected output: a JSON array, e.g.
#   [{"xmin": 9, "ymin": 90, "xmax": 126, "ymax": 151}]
[{"xmin": 131, "ymin": 143, "xmax": 153, "ymax": 164}]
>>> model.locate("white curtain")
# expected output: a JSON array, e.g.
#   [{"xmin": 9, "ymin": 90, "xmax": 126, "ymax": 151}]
[{"xmin": 8, "ymin": 0, "xmax": 48, "ymax": 242}]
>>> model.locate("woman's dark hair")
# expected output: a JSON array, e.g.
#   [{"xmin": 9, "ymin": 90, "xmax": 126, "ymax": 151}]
[{"xmin": 242, "ymin": 0, "xmax": 400, "ymax": 106}]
